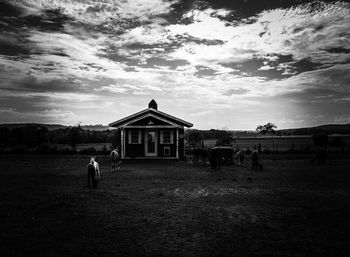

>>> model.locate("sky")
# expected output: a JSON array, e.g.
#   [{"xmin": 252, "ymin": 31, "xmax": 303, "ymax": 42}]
[{"xmin": 0, "ymin": 0, "xmax": 350, "ymax": 130}]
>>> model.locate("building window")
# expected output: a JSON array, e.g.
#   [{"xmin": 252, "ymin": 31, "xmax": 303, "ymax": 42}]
[
  {"xmin": 161, "ymin": 130, "xmax": 173, "ymax": 144},
  {"xmin": 128, "ymin": 130, "xmax": 141, "ymax": 144},
  {"xmin": 163, "ymin": 131, "xmax": 171, "ymax": 144},
  {"xmin": 164, "ymin": 146, "xmax": 170, "ymax": 156}
]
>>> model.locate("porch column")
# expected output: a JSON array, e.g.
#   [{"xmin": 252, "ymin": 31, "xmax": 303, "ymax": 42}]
[
  {"xmin": 176, "ymin": 128, "xmax": 179, "ymax": 159},
  {"xmin": 121, "ymin": 128, "xmax": 125, "ymax": 159},
  {"xmin": 182, "ymin": 127, "xmax": 185, "ymax": 159}
]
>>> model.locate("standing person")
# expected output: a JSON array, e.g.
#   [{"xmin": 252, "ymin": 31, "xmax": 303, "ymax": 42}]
[
  {"xmin": 239, "ymin": 149, "xmax": 245, "ymax": 165},
  {"xmin": 110, "ymin": 146, "xmax": 121, "ymax": 172},
  {"xmin": 251, "ymin": 148, "xmax": 263, "ymax": 171},
  {"xmin": 87, "ymin": 157, "xmax": 100, "ymax": 188},
  {"xmin": 235, "ymin": 149, "xmax": 244, "ymax": 165}
]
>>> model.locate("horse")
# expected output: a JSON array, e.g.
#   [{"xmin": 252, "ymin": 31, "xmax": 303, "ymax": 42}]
[
  {"xmin": 87, "ymin": 156, "xmax": 100, "ymax": 188},
  {"xmin": 110, "ymin": 148, "xmax": 121, "ymax": 172},
  {"xmin": 208, "ymin": 148, "xmax": 221, "ymax": 170},
  {"xmin": 193, "ymin": 148, "xmax": 209, "ymax": 166}
]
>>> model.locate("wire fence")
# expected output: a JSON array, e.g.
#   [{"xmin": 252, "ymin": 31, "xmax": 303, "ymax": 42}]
[{"xmin": 186, "ymin": 135, "xmax": 350, "ymax": 154}]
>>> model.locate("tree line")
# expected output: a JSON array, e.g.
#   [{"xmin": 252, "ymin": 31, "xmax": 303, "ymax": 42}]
[
  {"xmin": 0, "ymin": 124, "xmax": 118, "ymax": 153},
  {"xmin": 0, "ymin": 122, "xmax": 346, "ymax": 154}
]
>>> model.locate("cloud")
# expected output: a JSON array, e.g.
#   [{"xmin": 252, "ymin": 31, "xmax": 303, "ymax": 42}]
[
  {"xmin": 0, "ymin": 107, "xmax": 78, "ymax": 124},
  {"xmin": 0, "ymin": 75, "xmax": 82, "ymax": 94},
  {"xmin": 335, "ymin": 114, "xmax": 350, "ymax": 123},
  {"xmin": 95, "ymin": 83, "xmax": 163, "ymax": 95},
  {"xmin": 165, "ymin": 2, "xmax": 350, "ymax": 73},
  {"xmin": 1, "ymin": 0, "xmax": 350, "ymax": 129},
  {"xmin": 15, "ymin": 0, "xmax": 176, "ymax": 30},
  {"xmin": 0, "ymin": 31, "xmax": 32, "ymax": 56},
  {"xmin": 222, "ymin": 88, "xmax": 249, "ymax": 96},
  {"xmin": 258, "ymin": 65, "xmax": 274, "ymax": 71}
]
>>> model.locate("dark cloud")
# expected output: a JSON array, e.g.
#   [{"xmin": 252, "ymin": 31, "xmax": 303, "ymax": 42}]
[
  {"xmin": 144, "ymin": 57, "xmax": 189, "ymax": 68},
  {"xmin": 98, "ymin": 18, "xmax": 143, "ymax": 35},
  {"xmin": 0, "ymin": 2, "xmax": 31, "ymax": 56},
  {"xmin": 0, "ymin": 2, "xmax": 71, "ymax": 32},
  {"xmin": 282, "ymin": 87, "xmax": 349, "ymax": 102},
  {"xmin": 291, "ymin": 58, "xmax": 325, "ymax": 73},
  {"xmin": 1, "ymin": 75, "xmax": 82, "ymax": 94},
  {"xmin": 24, "ymin": 8, "xmax": 72, "ymax": 32},
  {"xmin": 0, "ymin": 94, "xmax": 49, "ymax": 113},
  {"xmin": 98, "ymin": 34, "xmax": 224, "ymax": 70},
  {"xmin": 70, "ymin": 17, "xmax": 143, "ymax": 35},
  {"xmin": 162, "ymin": 0, "xmax": 198, "ymax": 24},
  {"xmin": 221, "ymin": 55, "xmax": 327, "ymax": 80},
  {"xmin": 280, "ymin": 89, "xmax": 350, "ymax": 125},
  {"xmin": 100, "ymin": 42, "xmax": 190, "ymax": 69},
  {"xmin": 166, "ymin": 0, "xmax": 329, "ymax": 24},
  {"xmin": 194, "ymin": 65, "xmax": 217, "ymax": 77},
  {"xmin": 0, "ymin": 31, "xmax": 31, "ymax": 56},
  {"xmin": 221, "ymin": 57, "xmax": 283, "ymax": 79},
  {"xmin": 222, "ymin": 88, "xmax": 249, "ymax": 96},
  {"xmin": 0, "ymin": 1, "xmax": 22, "ymax": 17},
  {"xmin": 0, "ymin": 1, "xmax": 72, "ymax": 57},
  {"xmin": 279, "ymin": 65, "xmax": 350, "ymax": 108},
  {"xmin": 324, "ymin": 47, "xmax": 350, "ymax": 54},
  {"xmin": 0, "ymin": 0, "xmax": 349, "ymax": 127},
  {"xmin": 125, "ymin": 35, "xmax": 224, "ymax": 51},
  {"xmin": 79, "ymin": 63, "xmax": 107, "ymax": 72},
  {"xmin": 170, "ymin": 34, "xmax": 225, "ymax": 46}
]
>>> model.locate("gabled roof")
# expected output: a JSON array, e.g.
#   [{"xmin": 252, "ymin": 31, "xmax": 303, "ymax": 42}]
[{"xmin": 108, "ymin": 108, "xmax": 193, "ymax": 128}]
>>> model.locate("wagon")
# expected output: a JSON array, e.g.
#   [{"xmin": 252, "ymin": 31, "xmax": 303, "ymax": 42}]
[{"xmin": 212, "ymin": 146, "xmax": 235, "ymax": 165}]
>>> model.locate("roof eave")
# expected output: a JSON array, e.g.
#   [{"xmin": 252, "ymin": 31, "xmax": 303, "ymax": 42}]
[
  {"xmin": 108, "ymin": 108, "xmax": 149, "ymax": 127},
  {"xmin": 108, "ymin": 108, "xmax": 193, "ymax": 128}
]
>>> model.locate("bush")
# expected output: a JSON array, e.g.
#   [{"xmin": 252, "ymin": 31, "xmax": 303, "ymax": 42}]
[
  {"xmin": 102, "ymin": 145, "xmax": 108, "ymax": 154},
  {"xmin": 37, "ymin": 143, "xmax": 50, "ymax": 154},
  {"xmin": 79, "ymin": 147, "xmax": 97, "ymax": 154},
  {"xmin": 59, "ymin": 148, "xmax": 77, "ymax": 155},
  {"xmin": 186, "ymin": 129, "xmax": 203, "ymax": 146},
  {"xmin": 12, "ymin": 145, "xmax": 30, "ymax": 154}
]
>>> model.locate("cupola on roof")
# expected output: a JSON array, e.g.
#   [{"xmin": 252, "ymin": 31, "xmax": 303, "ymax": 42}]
[{"xmin": 148, "ymin": 99, "xmax": 158, "ymax": 110}]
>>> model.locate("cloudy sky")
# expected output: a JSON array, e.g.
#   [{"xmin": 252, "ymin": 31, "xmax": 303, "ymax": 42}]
[{"xmin": 0, "ymin": 0, "xmax": 350, "ymax": 129}]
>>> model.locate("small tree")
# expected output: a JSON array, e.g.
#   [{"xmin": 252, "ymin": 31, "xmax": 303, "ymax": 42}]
[
  {"xmin": 68, "ymin": 123, "xmax": 82, "ymax": 151},
  {"xmin": 215, "ymin": 128, "xmax": 233, "ymax": 146},
  {"xmin": 185, "ymin": 129, "xmax": 203, "ymax": 147},
  {"xmin": 256, "ymin": 122, "xmax": 277, "ymax": 135},
  {"xmin": 256, "ymin": 122, "xmax": 277, "ymax": 159},
  {"xmin": 111, "ymin": 129, "xmax": 120, "ymax": 148}
]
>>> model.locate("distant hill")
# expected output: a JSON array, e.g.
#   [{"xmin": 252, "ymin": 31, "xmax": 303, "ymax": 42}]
[
  {"xmin": 186, "ymin": 124, "xmax": 350, "ymax": 139},
  {"xmin": 1, "ymin": 123, "xmax": 350, "ymax": 134},
  {"xmin": 278, "ymin": 124, "xmax": 350, "ymax": 135},
  {"xmin": 0, "ymin": 123, "xmax": 66, "ymax": 131},
  {"xmin": 0, "ymin": 123, "xmax": 115, "ymax": 131},
  {"xmin": 81, "ymin": 125, "xmax": 116, "ymax": 131}
]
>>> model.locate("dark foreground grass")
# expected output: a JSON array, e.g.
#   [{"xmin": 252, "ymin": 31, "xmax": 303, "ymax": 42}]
[{"xmin": 0, "ymin": 154, "xmax": 349, "ymax": 257}]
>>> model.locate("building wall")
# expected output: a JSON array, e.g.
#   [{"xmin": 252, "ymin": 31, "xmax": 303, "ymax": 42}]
[
  {"xmin": 157, "ymin": 128, "xmax": 176, "ymax": 157},
  {"xmin": 114, "ymin": 129, "xmax": 121, "ymax": 148},
  {"xmin": 124, "ymin": 128, "xmax": 144, "ymax": 158},
  {"xmin": 179, "ymin": 128, "xmax": 185, "ymax": 159},
  {"xmin": 123, "ymin": 128, "xmax": 180, "ymax": 158}
]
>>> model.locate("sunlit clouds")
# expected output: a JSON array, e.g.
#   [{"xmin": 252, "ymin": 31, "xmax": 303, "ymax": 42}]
[{"xmin": 0, "ymin": 0, "xmax": 350, "ymax": 129}]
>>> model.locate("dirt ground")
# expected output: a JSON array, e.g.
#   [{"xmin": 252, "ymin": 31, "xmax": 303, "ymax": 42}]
[{"xmin": 0, "ymin": 154, "xmax": 349, "ymax": 257}]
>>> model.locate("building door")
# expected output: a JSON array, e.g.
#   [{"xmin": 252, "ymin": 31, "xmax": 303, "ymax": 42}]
[{"xmin": 145, "ymin": 130, "xmax": 157, "ymax": 156}]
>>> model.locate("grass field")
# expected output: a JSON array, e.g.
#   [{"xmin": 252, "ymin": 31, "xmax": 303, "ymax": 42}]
[{"xmin": 0, "ymin": 154, "xmax": 349, "ymax": 257}]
